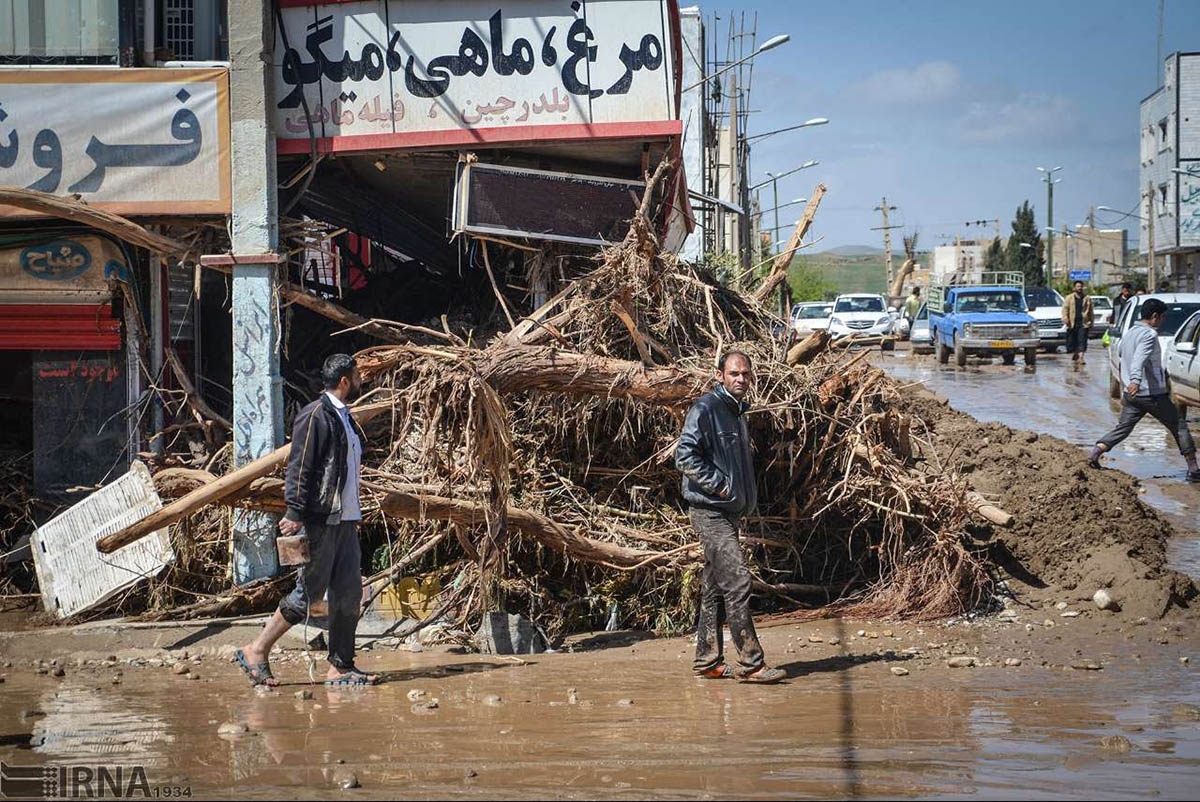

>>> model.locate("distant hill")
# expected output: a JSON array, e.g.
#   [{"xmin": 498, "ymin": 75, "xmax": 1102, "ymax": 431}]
[{"xmin": 820, "ymin": 245, "xmax": 905, "ymax": 258}]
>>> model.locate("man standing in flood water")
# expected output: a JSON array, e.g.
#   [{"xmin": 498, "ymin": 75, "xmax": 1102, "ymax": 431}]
[{"xmin": 675, "ymin": 351, "xmax": 785, "ymax": 684}]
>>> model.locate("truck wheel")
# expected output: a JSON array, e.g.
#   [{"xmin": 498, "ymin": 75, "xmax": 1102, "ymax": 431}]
[
  {"xmin": 936, "ymin": 333, "xmax": 949, "ymax": 364},
  {"xmin": 1109, "ymin": 372, "xmax": 1121, "ymax": 399},
  {"xmin": 1002, "ymin": 353, "xmax": 1016, "ymax": 365},
  {"xmin": 1024, "ymin": 347, "xmax": 1037, "ymax": 367},
  {"xmin": 954, "ymin": 335, "xmax": 967, "ymax": 367}
]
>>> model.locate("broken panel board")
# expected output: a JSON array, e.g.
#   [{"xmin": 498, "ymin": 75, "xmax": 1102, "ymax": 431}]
[{"xmin": 31, "ymin": 461, "xmax": 174, "ymax": 619}]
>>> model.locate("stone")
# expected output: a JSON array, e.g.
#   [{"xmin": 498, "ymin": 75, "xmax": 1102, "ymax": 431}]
[
  {"xmin": 1004, "ymin": 658, "xmax": 1023, "ymax": 667},
  {"xmin": 882, "ymin": 630, "xmax": 894, "ymax": 637},
  {"xmin": 1093, "ymin": 589, "xmax": 1120, "ymax": 611},
  {"xmin": 857, "ymin": 630, "xmax": 866, "ymax": 637},
  {"xmin": 1100, "ymin": 735, "xmax": 1133, "ymax": 752},
  {"xmin": 616, "ymin": 699, "xmax": 634, "ymax": 707},
  {"xmin": 474, "ymin": 612, "xmax": 547, "ymax": 655},
  {"xmin": 411, "ymin": 700, "xmax": 439, "ymax": 715},
  {"xmin": 406, "ymin": 689, "xmax": 427, "ymax": 701},
  {"xmin": 464, "ymin": 769, "xmax": 478, "ymax": 779},
  {"xmin": 567, "ymin": 688, "xmax": 579, "ymax": 705},
  {"xmin": 480, "ymin": 694, "xmax": 503, "ymax": 707},
  {"xmin": 1171, "ymin": 703, "xmax": 1200, "ymax": 721},
  {"xmin": 295, "ymin": 689, "xmax": 314, "ymax": 700},
  {"xmin": 330, "ymin": 768, "xmax": 360, "ymax": 790},
  {"xmin": 998, "ymin": 609, "xmax": 1019, "ymax": 620},
  {"xmin": 218, "ymin": 721, "xmax": 250, "ymax": 736},
  {"xmin": 254, "ymin": 684, "xmax": 274, "ymax": 695},
  {"xmin": 828, "ymin": 637, "xmax": 841, "ymax": 646},
  {"xmin": 173, "ymin": 663, "xmax": 190, "ymax": 675},
  {"xmin": 1182, "ymin": 657, "xmax": 1190, "ymax": 665},
  {"xmin": 1055, "ymin": 601, "xmax": 1069, "ymax": 611},
  {"xmin": 1026, "ymin": 624, "xmax": 1036, "ymax": 632},
  {"xmin": 808, "ymin": 634, "xmax": 823, "ymax": 643},
  {"xmin": 51, "ymin": 666, "xmax": 65, "ymax": 677},
  {"xmin": 1060, "ymin": 611, "xmax": 1080, "ymax": 618},
  {"xmin": 187, "ymin": 672, "xmax": 200, "ymax": 680},
  {"xmin": 1071, "ymin": 661, "xmax": 1103, "ymax": 671},
  {"xmin": 946, "ymin": 657, "xmax": 976, "ymax": 668},
  {"xmin": 890, "ymin": 667, "xmax": 909, "ymax": 676},
  {"xmin": 111, "ymin": 676, "xmax": 121, "ymax": 685}
]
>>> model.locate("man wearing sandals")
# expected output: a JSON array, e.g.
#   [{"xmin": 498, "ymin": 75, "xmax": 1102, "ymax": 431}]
[
  {"xmin": 675, "ymin": 351, "xmax": 785, "ymax": 684},
  {"xmin": 235, "ymin": 354, "xmax": 379, "ymax": 687}
]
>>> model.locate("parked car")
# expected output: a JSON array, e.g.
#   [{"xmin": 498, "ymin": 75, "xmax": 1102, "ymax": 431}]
[
  {"xmin": 890, "ymin": 305, "xmax": 911, "ymax": 339},
  {"xmin": 1165, "ymin": 310, "xmax": 1200, "ymax": 414},
  {"xmin": 928, "ymin": 272, "xmax": 1039, "ymax": 367},
  {"xmin": 790, "ymin": 301, "xmax": 833, "ymax": 337},
  {"xmin": 1088, "ymin": 295, "xmax": 1113, "ymax": 339},
  {"xmin": 909, "ymin": 303, "xmax": 933, "ymax": 353},
  {"xmin": 827, "ymin": 294, "xmax": 893, "ymax": 341},
  {"xmin": 1107, "ymin": 293, "xmax": 1200, "ymax": 399},
  {"xmin": 1024, "ymin": 286, "xmax": 1066, "ymax": 352}
]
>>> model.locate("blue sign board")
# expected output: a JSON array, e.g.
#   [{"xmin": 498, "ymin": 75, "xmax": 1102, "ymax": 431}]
[{"xmin": 1069, "ymin": 270, "xmax": 1092, "ymax": 282}]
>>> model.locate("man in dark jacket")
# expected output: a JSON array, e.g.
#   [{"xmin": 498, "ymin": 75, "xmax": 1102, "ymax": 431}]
[
  {"xmin": 235, "ymin": 354, "xmax": 378, "ymax": 687},
  {"xmin": 675, "ymin": 351, "xmax": 785, "ymax": 684}
]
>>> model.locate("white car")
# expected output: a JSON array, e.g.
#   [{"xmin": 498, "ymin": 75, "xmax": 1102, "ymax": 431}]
[
  {"xmin": 1088, "ymin": 295, "xmax": 1113, "ymax": 338},
  {"xmin": 1024, "ymin": 286, "xmax": 1066, "ymax": 351},
  {"xmin": 790, "ymin": 302, "xmax": 833, "ymax": 337},
  {"xmin": 828, "ymin": 294, "xmax": 893, "ymax": 340},
  {"xmin": 1166, "ymin": 310, "xmax": 1200, "ymax": 413},
  {"xmin": 1108, "ymin": 293, "xmax": 1200, "ymax": 399},
  {"xmin": 909, "ymin": 303, "xmax": 932, "ymax": 353}
]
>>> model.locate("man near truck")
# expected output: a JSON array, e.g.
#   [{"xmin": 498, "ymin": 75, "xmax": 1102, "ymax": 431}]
[
  {"xmin": 1062, "ymin": 280, "xmax": 1094, "ymax": 364},
  {"xmin": 1089, "ymin": 299, "xmax": 1200, "ymax": 482}
]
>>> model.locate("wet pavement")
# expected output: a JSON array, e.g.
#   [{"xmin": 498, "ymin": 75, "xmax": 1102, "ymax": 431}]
[
  {"xmin": 1, "ymin": 618, "xmax": 1198, "ymax": 799},
  {"xmin": 877, "ymin": 346, "xmax": 1200, "ymax": 579}
]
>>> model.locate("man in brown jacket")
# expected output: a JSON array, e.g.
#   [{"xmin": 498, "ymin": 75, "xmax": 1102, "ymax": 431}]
[{"xmin": 1062, "ymin": 280, "xmax": 1094, "ymax": 363}]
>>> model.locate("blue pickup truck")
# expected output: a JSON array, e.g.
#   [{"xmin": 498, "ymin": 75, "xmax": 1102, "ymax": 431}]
[{"xmin": 928, "ymin": 272, "xmax": 1040, "ymax": 367}]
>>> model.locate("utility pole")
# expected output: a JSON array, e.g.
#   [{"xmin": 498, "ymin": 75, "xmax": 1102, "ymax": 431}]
[
  {"xmin": 1147, "ymin": 180, "xmax": 1157, "ymax": 291},
  {"xmin": 1046, "ymin": 179, "xmax": 1055, "ymax": 281},
  {"xmin": 872, "ymin": 198, "xmax": 899, "ymax": 287}
]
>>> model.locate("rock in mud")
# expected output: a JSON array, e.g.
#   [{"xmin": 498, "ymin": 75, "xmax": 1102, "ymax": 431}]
[
  {"xmin": 1061, "ymin": 611, "xmax": 1080, "ymax": 618},
  {"xmin": 1004, "ymin": 658, "xmax": 1023, "ymax": 667},
  {"xmin": 828, "ymin": 637, "xmax": 841, "ymax": 646},
  {"xmin": 411, "ymin": 700, "xmax": 439, "ymax": 715},
  {"xmin": 946, "ymin": 657, "xmax": 976, "ymax": 668},
  {"xmin": 464, "ymin": 768, "xmax": 478, "ymax": 779},
  {"xmin": 474, "ymin": 612, "xmax": 547, "ymax": 655},
  {"xmin": 1171, "ymin": 703, "xmax": 1200, "ymax": 721},
  {"xmin": 217, "ymin": 721, "xmax": 250, "ymax": 737},
  {"xmin": 1093, "ymin": 589, "xmax": 1120, "ymax": 611},
  {"xmin": 890, "ymin": 667, "xmax": 909, "ymax": 676},
  {"xmin": 1100, "ymin": 735, "xmax": 1133, "ymax": 752},
  {"xmin": 808, "ymin": 634, "xmax": 823, "ymax": 643},
  {"xmin": 172, "ymin": 663, "xmax": 189, "ymax": 675},
  {"xmin": 480, "ymin": 694, "xmax": 503, "ymax": 707},
  {"xmin": 1055, "ymin": 601, "xmax": 1069, "ymax": 611},
  {"xmin": 567, "ymin": 688, "xmax": 579, "ymax": 705},
  {"xmin": 1071, "ymin": 661, "xmax": 1103, "ymax": 671},
  {"xmin": 51, "ymin": 666, "xmax": 65, "ymax": 677},
  {"xmin": 406, "ymin": 688, "xmax": 427, "ymax": 701},
  {"xmin": 616, "ymin": 698, "xmax": 634, "ymax": 707}
]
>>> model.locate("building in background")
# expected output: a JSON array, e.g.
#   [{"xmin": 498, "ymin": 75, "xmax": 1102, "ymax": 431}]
[
  {"xmin": 930, "ymin": 239, "xmax": 989, "ymax": 284},
  {"xmin": 1048, "ymin": 225, "xmax": 1127, "ymax": 287},
  {"xmin": 1140, "ymin": 51, "xmax": 1200, "ymax": 290}
]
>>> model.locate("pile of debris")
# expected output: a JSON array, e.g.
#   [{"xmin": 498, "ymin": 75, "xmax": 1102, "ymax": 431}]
[{"xmin": 93, "ymin": 165, "xmax": 1003, "ymax": 639}]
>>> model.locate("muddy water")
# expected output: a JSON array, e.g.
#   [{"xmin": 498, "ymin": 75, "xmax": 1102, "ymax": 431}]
[
  {"xmin": 2, "ymin": 621, "xmax": 1199, "ymax": 799},
  {"xmin": 878, "ymin": 348, "xmax": 1200, "ymax": 578}
]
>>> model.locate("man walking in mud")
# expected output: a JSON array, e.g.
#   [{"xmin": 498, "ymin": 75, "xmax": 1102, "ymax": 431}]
[
  {"xmin": 1090, "ymin": 299, "xmax": 1200, "ymax": 482},
  {"xmin": 676, "ymin": 351, "xmax": 785, "ymax": 684},
  {"xmin": 235, "ymin": 354, "xmax": 380, "ymax": 687},
  {"xmin": 1062, "ymin": 280, "xmax": 1094, "ymax": 364}
]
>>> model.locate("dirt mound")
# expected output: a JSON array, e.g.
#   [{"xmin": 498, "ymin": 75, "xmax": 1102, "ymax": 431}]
[{"xmin": 901, "ymin": 389, "xmax": 1197, "ymax": 619}]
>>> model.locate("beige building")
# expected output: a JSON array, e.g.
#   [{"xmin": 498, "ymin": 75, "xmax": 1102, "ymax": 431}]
[{"xmin": 1048, "ymin": 225, "xmax": 1127, "ymax": 286}]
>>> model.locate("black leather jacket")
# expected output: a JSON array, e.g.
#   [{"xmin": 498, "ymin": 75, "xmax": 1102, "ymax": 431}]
[
  {"xmin": 675, "ymin": 385, "xmax": 757, "ymax": 517},
  {"xmin": 283, "ymin": 394, "xmax": 366, "ymax": 524}
]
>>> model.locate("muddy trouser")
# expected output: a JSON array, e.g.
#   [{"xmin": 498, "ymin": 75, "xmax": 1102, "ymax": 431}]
[
  {"xmin": 277, "ymin": 520, "xmax": 362, "ymax": 670},
  {"xmin": 1098, "ymin": 393, "xmax": 1195, "ymax": 457},
  {"xmin": 690, "ymin": 508, "xmax": 765, "ymax": 674},
  {"xmin": 1066, "ymin": 325, "xmax": 1089, "ymax": 354}
]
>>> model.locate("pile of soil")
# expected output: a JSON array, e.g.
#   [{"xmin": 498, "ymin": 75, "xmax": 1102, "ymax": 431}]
[{"xmin": 902, "ymin": 388, "xmax": 1197, "ymax": 620}]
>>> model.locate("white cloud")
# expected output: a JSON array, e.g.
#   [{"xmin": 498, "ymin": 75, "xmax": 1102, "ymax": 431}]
[
  {"xmin": 957, "ymin": 92, "xmax": 1081, "ymax": 143},
  {"xmin": 853, "ymin": 61, "xmax": 963, "ymax": 104}
]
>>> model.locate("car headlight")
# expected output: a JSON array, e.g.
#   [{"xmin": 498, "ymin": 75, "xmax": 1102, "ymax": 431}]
[
  {"xmin": 1025, "ymin": 323, "xmax": 1037, "ymax": 336},
  {"xmin": 876, "ymin": 316, "xmax": 891, "ymax": 327},
  {"xmin": 963, "ymin": 323, "xmax": 973, "ymax": 336},
  {"xmin": 830, "ymin": 317, "xmax": 844, "ymax": 327}
]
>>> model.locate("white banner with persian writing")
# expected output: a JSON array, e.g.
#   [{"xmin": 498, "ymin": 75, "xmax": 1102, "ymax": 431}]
[
  {"xmin": 274, "ymin": 0, "xmax": 677, "ymax": 152},
  {"xmin": 1181, "ymin": 163, "xmax": 1200, "ymax": 248},
  {"xmin": 0, "ymin": 68, "xmax": 230, "ymax": 217}
]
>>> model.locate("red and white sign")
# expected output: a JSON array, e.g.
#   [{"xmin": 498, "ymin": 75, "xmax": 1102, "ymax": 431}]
[{"xmin": 274, "ymin": 0, "xmax": 680, "ymax": 154}]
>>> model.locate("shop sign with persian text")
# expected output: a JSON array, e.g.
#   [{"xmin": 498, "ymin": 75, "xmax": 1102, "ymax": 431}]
[{"xmin": 274, "ymin": 0, "xmax": 678, "ymax": 153}]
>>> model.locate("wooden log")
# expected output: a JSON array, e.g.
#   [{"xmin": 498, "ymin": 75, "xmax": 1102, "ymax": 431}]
[
  {"xmin": 0, "ymin": 187, "xmax": 187, "ymax": 253},
  {"xmin": 165, "ymin": 346, "xmax": 232, "ymax": 429},
  {"xmin": 279, "ymin": 282, "xmax": 407, "ymax": 344},
  {"xmin": 787, "ymin": 330, "xmax": 831, "ymax": 366},
  {"xmin": 95, "ymin": 402, "xmax": 392, "ymax": 553},
  {"xmin": 753, "ymin": 184, "xmax": 827, "ymax": 304}
]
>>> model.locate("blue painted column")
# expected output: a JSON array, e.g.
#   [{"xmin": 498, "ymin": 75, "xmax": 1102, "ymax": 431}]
[{"xmin": 228, "ymin": 0, "xmax": 284, "ymax": 583}]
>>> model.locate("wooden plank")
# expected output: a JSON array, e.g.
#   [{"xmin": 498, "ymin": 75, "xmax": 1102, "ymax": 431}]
[{"xmin": 753, "ymin": 184, "xmax": 827, "ymax": 304}]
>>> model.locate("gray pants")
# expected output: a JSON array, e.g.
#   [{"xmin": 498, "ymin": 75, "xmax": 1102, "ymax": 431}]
[
  {"xmin": 1098, "ymin": 393, "xmax": 1196, "ymax": 457},
  {"xmin": 690, "ymin": 508, "xmax": 765, "ymax": 674},
  {"xmin": 277, "ymin": 520, "xmax": 362, "ymax": 670}
]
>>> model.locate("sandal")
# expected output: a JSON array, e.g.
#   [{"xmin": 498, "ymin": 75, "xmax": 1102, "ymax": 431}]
[
  {"xmin": 233, "ymin": 648, "xmax": 278, "ymax": 687},
  {"xmin": 325, "ymin": 667, "xmax": 380, "ymax": 687},
  {"xmin": 696, "ymin": 663, "xmax": 734, "ymax": 679},
  {"xmin": 737, "ymin": 666, "xmax": 786, "ymax": 684}
]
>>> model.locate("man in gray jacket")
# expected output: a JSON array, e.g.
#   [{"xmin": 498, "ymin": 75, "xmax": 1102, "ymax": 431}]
[
  {"xmin": 1090, "ymin": 298, "xmax": 1200, "ymax": 481},
  {"xmin": 676, "ymin": 351, "xmax": 785, "ymax": 684}
]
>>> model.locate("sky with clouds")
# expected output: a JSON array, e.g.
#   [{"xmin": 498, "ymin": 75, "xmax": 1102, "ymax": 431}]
[{"xmin": 716, "ymin": 0, "xmax": 1200, "ymax": 250}]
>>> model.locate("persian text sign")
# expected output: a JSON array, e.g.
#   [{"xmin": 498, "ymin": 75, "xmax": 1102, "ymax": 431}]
[
  {"xmin": 0, "ymin": 68, "xmax": 231, "ymax": 216},
  {"xmin": 1181, "ymin": 162, "xmax": 1200, "ymax": 247},
  {"xmin": 274, "ymin": 0, "xmax": 678, "ymax": 153}
]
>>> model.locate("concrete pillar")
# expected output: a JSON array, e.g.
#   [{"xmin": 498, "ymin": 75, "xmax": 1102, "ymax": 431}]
[
  {"xmin": 228, "ymin": 0, "xmax": 283, "ymax": 583},
  {"xmin": 677, "ymin": 6, "xmax": 705, "ymax": 263}
]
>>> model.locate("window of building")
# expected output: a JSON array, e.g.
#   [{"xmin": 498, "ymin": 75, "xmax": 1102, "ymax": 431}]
[
  {"xmin": 1160, "ymin": 183, "xmax": 1170, "ymax": 212},
  {"xmin": 0, "ymin": 0, "xmax": 121, "ymax": 64},
  {"xmin": 1159, "ymin": 118, "xmax": 1170, "ymax": 151}
]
